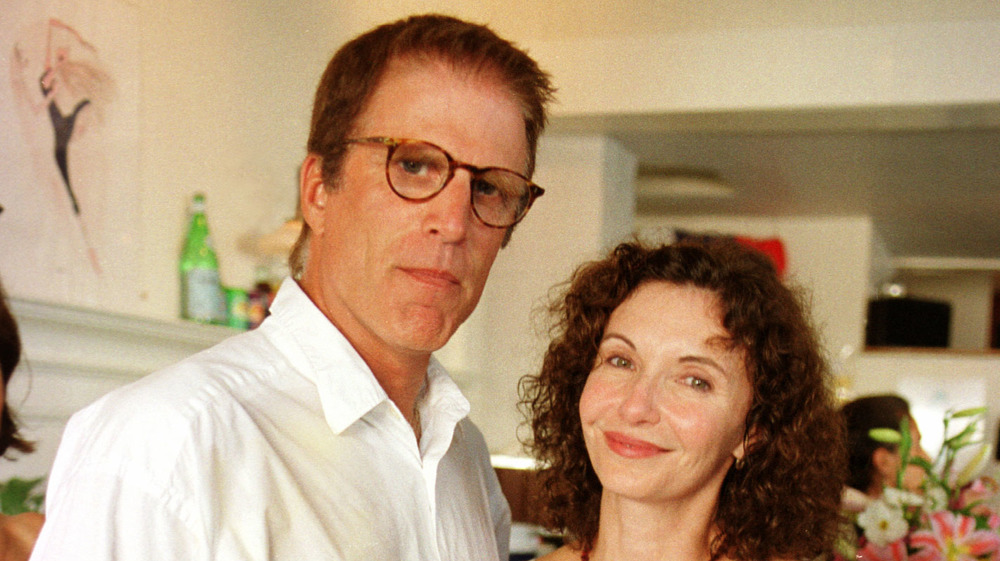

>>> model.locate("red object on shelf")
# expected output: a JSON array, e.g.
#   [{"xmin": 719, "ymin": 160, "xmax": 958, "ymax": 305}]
[
  {"xmin": 734, "ymin": 236, "xmax": 787, "ymax": 277},
  {"xmin": 674, "ymin": 230, "xmax": 787, "ymax": 277}
]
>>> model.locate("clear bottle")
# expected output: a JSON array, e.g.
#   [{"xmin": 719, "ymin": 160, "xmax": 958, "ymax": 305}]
[{"xmin": 179, "ymin": 193, "xmax": 226, "ymax": 324}]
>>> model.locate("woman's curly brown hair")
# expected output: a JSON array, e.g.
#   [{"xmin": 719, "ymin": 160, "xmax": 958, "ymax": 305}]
[
  {"xmin": 519, "ymin": 238, "xmax": 846, "ymax": 560},
  {"xmin": 0, "ymin": 280, "xmax": 35, "ymax": 457}
]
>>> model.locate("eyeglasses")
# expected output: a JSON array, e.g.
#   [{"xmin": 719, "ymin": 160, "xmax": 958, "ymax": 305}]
[{"xmin": 344, "ymin": 137, "xmax": 544, "ymax": 228}]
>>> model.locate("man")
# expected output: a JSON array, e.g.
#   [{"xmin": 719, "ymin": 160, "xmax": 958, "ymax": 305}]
[{"xmin": 31, "ymin": 14, "xmax": 554, "ymax": 561}]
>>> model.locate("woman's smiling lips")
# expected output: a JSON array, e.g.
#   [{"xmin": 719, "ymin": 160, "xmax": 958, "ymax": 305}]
[{"xmin": 603, "ymin": 431, "xmax": 668, "ymax": 459}]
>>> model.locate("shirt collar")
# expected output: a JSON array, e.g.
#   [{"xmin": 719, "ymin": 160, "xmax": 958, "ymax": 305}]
[
  {"xmin": 267, "ymin": 278, "xmax": 386, "ymax": 434},
  {"xmin": 267, "ymin": 278, "xmax": 470, "ymax": 436}
]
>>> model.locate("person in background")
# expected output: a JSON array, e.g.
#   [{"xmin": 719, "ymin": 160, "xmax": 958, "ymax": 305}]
[
  {"xmin": 32, "ymin": 14, "xmax": 553, "ymax": 561},
  {"xmin": 520, "ymin": 239, "xmax": 846, "ymax": 561},
  {"xmin": 0, "ymin": 280, "xmax": 44, "ymax": 561},
  {"xmin": 841, "ymin": 394, "xmax": 930, "ymax": 503}
]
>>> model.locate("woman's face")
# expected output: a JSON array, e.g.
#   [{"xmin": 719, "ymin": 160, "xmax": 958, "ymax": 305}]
[
  {"xmin": 902, "ymin": 419, "xmax": 931, "ymax": 491},
  {"xmin": 876, "ymin": 416, "xmax": 930, "ymax": 494},
  {"xmin": 579, "ymin": 281, "xmax": 755, "ymax": 506}
]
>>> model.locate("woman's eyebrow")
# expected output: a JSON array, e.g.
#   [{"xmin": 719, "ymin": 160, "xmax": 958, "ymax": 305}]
[
  {"xmin": 678, "ymin": 354, "xmax": 726, "ymax": 373},
  {"xmin": 599, "ymin": 332, "xmax": 636, "ymax": 349}
]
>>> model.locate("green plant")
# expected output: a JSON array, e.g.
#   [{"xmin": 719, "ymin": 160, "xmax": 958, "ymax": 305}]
[{"xmin": 0, "ymin": 477, "xmax": 45, "ymax": 515}]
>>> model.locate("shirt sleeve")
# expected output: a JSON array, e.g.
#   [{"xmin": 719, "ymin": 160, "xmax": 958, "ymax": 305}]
[
  {"xmin": 29, "ymin": 388, "xmax": 209, "ymax": 561},
  {"xmin": 30, "ymin": 466, "xmax": 205, "ymax": 561},
  {"xmin": 486, "ymin": 465, "xmax": 512, "ymax": 561}
]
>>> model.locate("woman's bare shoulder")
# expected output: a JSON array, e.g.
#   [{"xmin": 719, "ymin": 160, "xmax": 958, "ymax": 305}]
[
  {"xmin": 535, "ymin": 544, "xmax": 583, "ymax": 561},
  {"xmin": 0, "ymin": 512, "xmax": 44, "ymax": 561}
]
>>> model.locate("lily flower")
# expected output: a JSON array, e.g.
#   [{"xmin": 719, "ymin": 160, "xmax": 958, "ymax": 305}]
[
  {"xmin": 858, "ymin": 500, "xmax": 909, "ymax": 546},
  {"xmin": 910, "ymin": 511, "xmax": 1000, "ymax": 561}
]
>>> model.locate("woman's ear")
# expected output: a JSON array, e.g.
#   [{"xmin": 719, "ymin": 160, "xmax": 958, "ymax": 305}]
[
  {"xmin": 733, "ymin": 427, "xmax": 758, "ymax": 462},
  {"xmin": 299, "ymin": 154, "xmax": 329, "ymax": 236}
]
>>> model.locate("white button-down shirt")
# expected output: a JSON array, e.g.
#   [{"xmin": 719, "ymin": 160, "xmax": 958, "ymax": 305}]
[{"xmin": 31, "ymin": 279, "xmax": 510, "ymax": 561}]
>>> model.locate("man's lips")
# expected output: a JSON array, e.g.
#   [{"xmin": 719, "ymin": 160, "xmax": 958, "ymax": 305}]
[
  {"xmin": 400, "ymin": 267, "xmax": 461, "ymax": 288},
  {"xmin": 603, "ymin": 431, "xmax": 668, "ymax": 459}
]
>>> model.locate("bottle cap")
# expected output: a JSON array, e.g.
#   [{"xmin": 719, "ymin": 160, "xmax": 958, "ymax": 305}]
[{"xmin": 191, "ymin": 193, "xmax": 206, "ymax": 212}]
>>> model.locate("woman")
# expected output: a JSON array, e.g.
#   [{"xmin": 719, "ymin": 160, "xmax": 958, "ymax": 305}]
[
  {"xmin": 841, "ymin": 394, "xmax": 930, "ymax": 500},
  {"xmin": 0, "ymin": 280, "xmax": 44, "ymax": 561},
  {"xmin": 520, "ymin": 239, "xmax": 846, "ymax": 561}
]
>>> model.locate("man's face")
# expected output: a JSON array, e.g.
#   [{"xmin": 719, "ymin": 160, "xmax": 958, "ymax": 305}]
[{"xmin": 299, "ymin": 58, "xmax": 528, "ymax": 369}]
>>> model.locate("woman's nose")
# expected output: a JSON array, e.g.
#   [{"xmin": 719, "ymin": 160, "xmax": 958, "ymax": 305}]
[{"xmin": 618, "ymin": 376, "xmax": 660, "ymax": 424}]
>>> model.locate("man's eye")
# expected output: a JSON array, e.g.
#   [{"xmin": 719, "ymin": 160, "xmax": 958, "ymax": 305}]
[
  {"xmin": 471, "ymin": 178, "xmax": 499, "ymax": 196},
  {"xmin": 399, "ymin": 159, "xmax": 430, "ymax": 176}
]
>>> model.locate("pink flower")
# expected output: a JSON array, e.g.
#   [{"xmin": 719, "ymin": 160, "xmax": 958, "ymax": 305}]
[
  {"xmin": 910, "ymin": 511, "xmax": 1000, "ymax": 561},
  {"xmin": 856, "ymin": 539, "xmax": 909, "ymax": 561},
  {"xmin": 956, "ymin": 478, "xmax": 999, "ymax": 512}
]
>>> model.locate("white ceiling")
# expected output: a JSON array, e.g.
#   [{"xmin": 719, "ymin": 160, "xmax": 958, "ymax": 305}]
[
  {"xmin": 480, "ymin": 1, "xmax": 1000, "ymax": 42},
  {"xmin": 548, "ymin": 103, "xmax": 1000, "ymax": 265}
]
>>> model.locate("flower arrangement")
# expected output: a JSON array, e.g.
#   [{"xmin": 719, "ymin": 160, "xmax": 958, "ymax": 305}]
[{"xmin": 837, "ymin": 407, "xmax": 1000, "ymax": 561}]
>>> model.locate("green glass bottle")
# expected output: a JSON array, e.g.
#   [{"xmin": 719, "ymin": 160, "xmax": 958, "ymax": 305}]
[{"xmin": 179, "ymin": 193, "xmax": 226, "ymax": 323}]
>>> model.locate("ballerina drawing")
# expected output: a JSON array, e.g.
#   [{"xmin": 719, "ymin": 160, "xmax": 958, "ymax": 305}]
[
  {"xmin": 40, "ymin": 44, "xmax": 92, "ymax": 214},
  {"xmin": 9, "ymin": 18, "xmax": 115, "ymax": 272}
]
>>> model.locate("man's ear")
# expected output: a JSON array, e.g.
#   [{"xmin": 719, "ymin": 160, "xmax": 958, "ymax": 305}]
[{"xmin": 300, "ymin": 154, "xmax": 328, "ymax": 236}]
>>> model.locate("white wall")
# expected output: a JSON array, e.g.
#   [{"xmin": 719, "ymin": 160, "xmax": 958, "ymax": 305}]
[
  {"xmin": 636, "ymin": 215, "xmax": 873, "ymax": 366},
  {"xmin": 527, "ymin": 18, "xmax": 1000, "ymax": 117},
  {"xmin": 129, "ymin": 0, "xmax": 352, "ymax": 319}
]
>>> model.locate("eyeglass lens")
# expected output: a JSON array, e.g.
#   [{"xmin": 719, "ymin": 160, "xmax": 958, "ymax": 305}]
[{"xmin": 386, "ymin": 141, "xmax": 532, "ymax": 228}]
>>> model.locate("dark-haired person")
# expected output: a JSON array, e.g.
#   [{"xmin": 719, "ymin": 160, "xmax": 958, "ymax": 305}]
[
  {"xmin": 0, "ymin": 281, "xmax": 43, "ymax": 561},
  {"xmin": 520, "ymin": 239, "xmax": 846, "ymax": 561},
  {"xmin": 33, "ymin": 14, "xmax": 554, "ymax": 561},
  {"xmin": 841, "ymin": 394, "xmax": 930, "ymax": 504}
]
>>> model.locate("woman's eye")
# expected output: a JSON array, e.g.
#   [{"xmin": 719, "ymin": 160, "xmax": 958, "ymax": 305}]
[
  {"xmin": 607, "ymin": 356, "xmax": 632, "ymax": 369},
  {"xmin": 682, "ymin": 376, "xmax": 711, "ymax": 391}
]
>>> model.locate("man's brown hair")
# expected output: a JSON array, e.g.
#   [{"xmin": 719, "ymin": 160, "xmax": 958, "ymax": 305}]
[{"xmin": 289, "ymin": 14, "xmax": 555, "ymax": 276}]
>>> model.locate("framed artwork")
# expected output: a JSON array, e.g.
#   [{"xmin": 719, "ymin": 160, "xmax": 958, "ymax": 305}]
[{"xmin": 1, "ymin": 0, "xmax": 141, "ymax": 313}]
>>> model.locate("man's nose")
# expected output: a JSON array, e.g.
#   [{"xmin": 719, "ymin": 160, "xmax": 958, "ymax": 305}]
[{"xmin": 422, "ymin": 170, "xmax": 475, "ymax": 241}]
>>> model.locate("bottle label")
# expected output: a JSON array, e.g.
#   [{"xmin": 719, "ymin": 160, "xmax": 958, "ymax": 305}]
[{"xmin": 182, "ymin": 268, "xmax": 225, "ymax": 322}]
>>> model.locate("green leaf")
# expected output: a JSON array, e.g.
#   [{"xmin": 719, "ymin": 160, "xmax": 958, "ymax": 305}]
[
  {"xmin": 898, "ymin": 416, "xmax": 912, "ymax": 461},
  {"xmin": 0, "ymin": 477, "xmax": 45, "ymax": 515},
  {"xmin": 945, "ymin": 424, "xmax": 978, "ymax": 449},
  {"xmin": 909, "ymin": 457, "xmax": 935, "ymax": 472},
  {"xmin": 869, "ymin": 428, "xmax": 902, "ymax": 443},
  {"xmin": 951, "ymin": 406, "xmax": 987, "ymax": 419}
]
